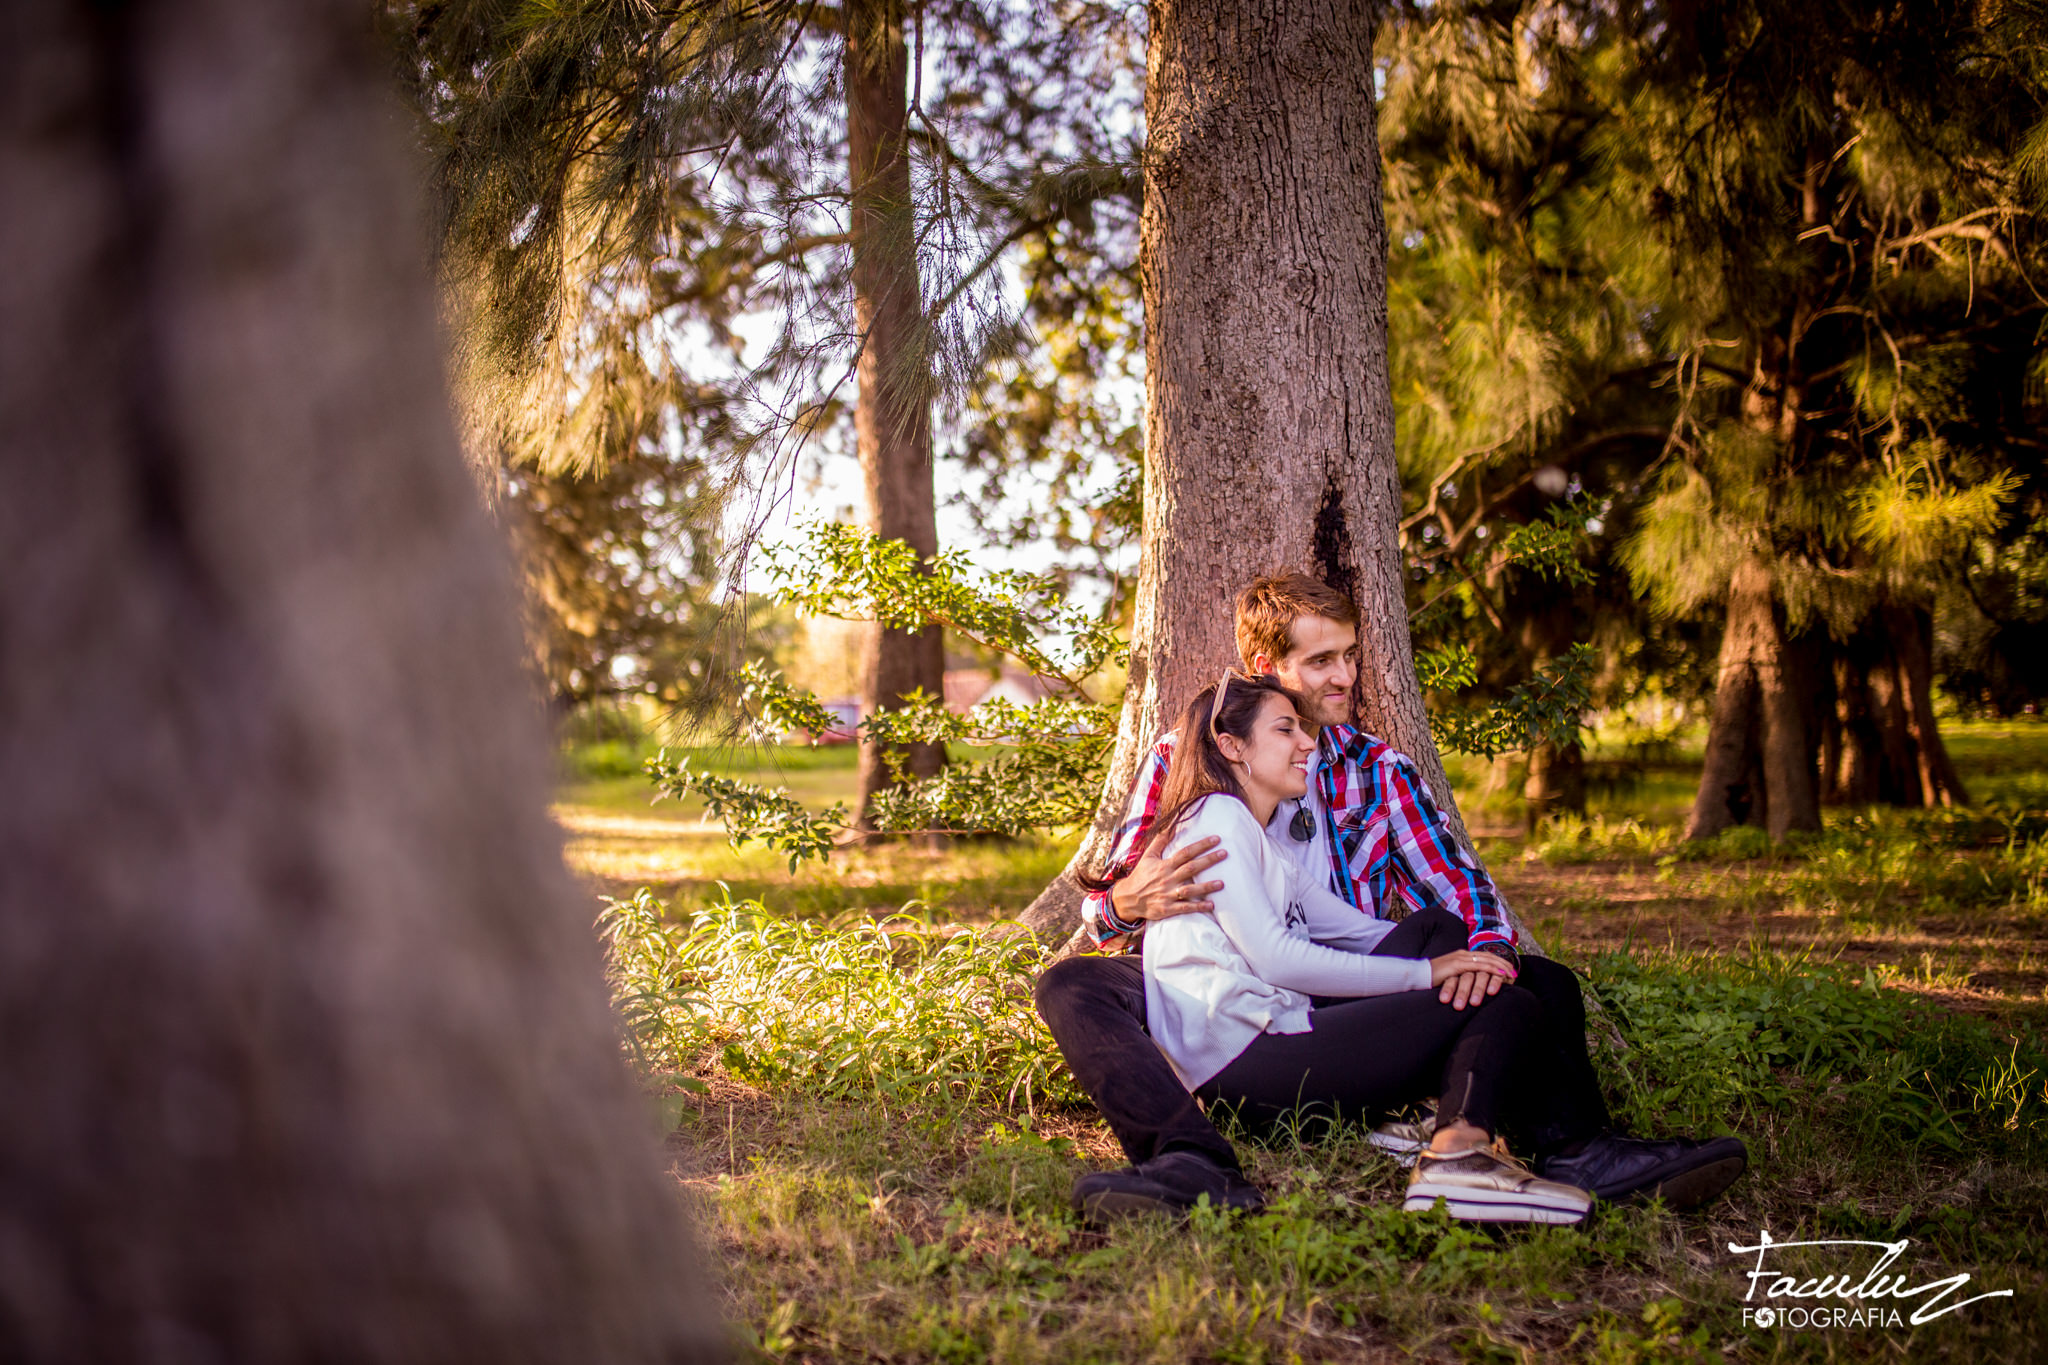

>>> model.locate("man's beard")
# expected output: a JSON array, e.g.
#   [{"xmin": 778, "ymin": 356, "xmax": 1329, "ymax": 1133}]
[{"xmin": 1300, "ymin": 694, "xmax": 1352, "ymax": 731}]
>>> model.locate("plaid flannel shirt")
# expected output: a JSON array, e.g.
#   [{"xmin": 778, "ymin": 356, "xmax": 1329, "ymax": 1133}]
[{"xmin": 1080, "ymin": 725, "xmax": 1517, "ymax": 953}]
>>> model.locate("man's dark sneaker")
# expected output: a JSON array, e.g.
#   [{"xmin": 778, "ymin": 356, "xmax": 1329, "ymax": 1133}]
[
  {"xmin": 1072, "ymin": 1150, "xmax": 1266, "ymax": 1223},
  {"xmin": 1538, "ymin": 1132, "xmax": 1748, "ymax": 1210}
]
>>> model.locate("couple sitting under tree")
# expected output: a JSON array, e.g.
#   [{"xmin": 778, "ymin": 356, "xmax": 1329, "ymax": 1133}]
[{"xmin": 1037, "ymin": 574, "xmax": 1748, "ymax": 1225}]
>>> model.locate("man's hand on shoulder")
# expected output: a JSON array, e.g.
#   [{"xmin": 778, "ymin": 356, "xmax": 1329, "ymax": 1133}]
[{"xmin": 1111, "ymin": 836, "xmax": 1228, "ymax": 924}]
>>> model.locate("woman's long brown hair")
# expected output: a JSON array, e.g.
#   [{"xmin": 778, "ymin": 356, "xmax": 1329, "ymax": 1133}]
[{"xmin": 1080, "ymin": 672, "xmax": 1306, "ymax": 891}]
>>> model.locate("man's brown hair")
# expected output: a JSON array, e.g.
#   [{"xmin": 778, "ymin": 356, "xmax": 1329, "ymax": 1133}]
[{"xmin": 1233, "ymin": 573, "xmax": 1359, "ymax": 669}]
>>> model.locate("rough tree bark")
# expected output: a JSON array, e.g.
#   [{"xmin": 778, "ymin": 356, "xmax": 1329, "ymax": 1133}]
[
  {"xmin": 1020, "ymin": 0, "xmax": 1495, "ymax": 940},
  {"xmin": 1823, "ymin": 602, "xmax": 1968, "ymax": 808},
  {"xmin": 0, "ymin": 3, "xmax": 719, "ymax": 1360},
  {"xmin": 1687, "ymin": 557, "xmax": 1822, "ymax": 840},
  {"xmin": 847, "ymin": 0, "xmax": 947, "ymax": 830}
]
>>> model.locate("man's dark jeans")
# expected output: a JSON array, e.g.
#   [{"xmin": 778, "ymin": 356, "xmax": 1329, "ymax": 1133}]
[{"xmin": 1032, "ymin": 908, "xmax": 1610, "ymax": 1168}]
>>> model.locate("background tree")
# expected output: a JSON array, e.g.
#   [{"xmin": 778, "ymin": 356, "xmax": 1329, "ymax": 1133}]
[
  {"xmin": 844, "ymin": 0, "xmax": 949, "ymax": 829},
  {"xmin": 654, "ymin": 4, "xmax": 1607, "ymax": 936},
  {"xmin": 396, "ymin": 0, "xmax": 1138, "ymax": 826},
  {"xmin": 1604, "ymin": 0, "xmax": 2048, "ymax": 838},
  {"xmin": 0, "ymin": 1, "xmax": 718, "ymax": 1357},
  {"xmin": 501, "ymin": 431, "xmax": 727, "ymax": 712},
  {"xmin": 1374, "ymin": 1, "xmax": 2048, "ymax": 841},
  {"xmin": 1380, "ymin": 2, "xmax": 1673, "ymax": 828}
]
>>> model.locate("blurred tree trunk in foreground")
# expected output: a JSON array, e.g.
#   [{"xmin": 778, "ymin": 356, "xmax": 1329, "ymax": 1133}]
[
  {"xmin": 0, "ymin": 2, "xmax": 720, "ymax": 1361},
  {"xmin": 1023, "ymin": 0, "xmax": 1496, "ymax": 939}
]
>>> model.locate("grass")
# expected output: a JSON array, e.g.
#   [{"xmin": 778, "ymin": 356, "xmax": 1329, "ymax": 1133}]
[
  {"xmin": 563, "ymin": 719, "xmax": 2048, "ymax": 1361},
  {"xmin": 559, "ymin": 743, "xmax": 1078, "ymax": 918},
  {"xmin": 663, "ymin": 952, "xmax": 2048, "ymax": 1362}
]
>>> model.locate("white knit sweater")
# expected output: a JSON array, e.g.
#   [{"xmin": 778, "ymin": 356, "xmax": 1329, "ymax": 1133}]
[{"xmin": 1141, "ymin": 793, "xmax": 1434, "ymax": 1089}]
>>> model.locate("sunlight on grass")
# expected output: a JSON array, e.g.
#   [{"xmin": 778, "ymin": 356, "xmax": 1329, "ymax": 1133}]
[
  {"xmin": 643, "ymin": 926, "xmax": 2048, "ymax": 1362},
  {"xmin": 576, "ymin": 719, "xmax": 2048, "ymax": 1362}
]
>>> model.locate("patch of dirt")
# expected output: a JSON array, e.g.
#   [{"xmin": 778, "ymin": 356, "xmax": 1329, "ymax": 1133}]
[{"xmin": 1497, "ymin": 857, "xmax": 2048, "ymax": 1015}]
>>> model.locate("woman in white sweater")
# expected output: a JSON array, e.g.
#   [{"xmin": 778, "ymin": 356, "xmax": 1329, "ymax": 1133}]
[{"xmin": 1103, "ymin": 672, "xmax": 1590, "ymax": 1225}]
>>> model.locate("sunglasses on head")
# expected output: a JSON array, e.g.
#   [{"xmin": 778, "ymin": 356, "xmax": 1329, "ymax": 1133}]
[{"xmin": 1207, "ymin": 668, "xmax": 1242, "ymax": 750}]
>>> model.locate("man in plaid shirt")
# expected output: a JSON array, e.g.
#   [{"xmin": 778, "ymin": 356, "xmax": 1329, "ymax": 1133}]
[{"xmin": 1038, "ymin": 574, "xmax": 1747, "ymax": 1222}]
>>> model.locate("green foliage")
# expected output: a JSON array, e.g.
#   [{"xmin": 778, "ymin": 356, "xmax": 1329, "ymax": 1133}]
[
  {"xmin": 735, "ymin": 663, "xmax": 843, "ymax": 746},
  {"xmin": 643, "ymin": 751, "xmax": 847, "ymax": 870},
  {"xmin": 866, "ymin": 737, "xmax": 1111, "ymax": 838},
  {"xmin": 598, "ymin": 889, "xmax": 1076, "ymax": 1110},
  {"xmin": 1526, "ymin": 815, "xmax": 1677, "ymax": 865},
  {"xmin": 653, "ymin": 519, "xmax": 1137, "ymax": 852},
  {"xmin": 1495, "ymin": 515, "xmax": 1599, "ymax": 593},
  {"xmin": 674, "ymin": 516, "xmax": 1614, "ymax": 861},
  {"xmin": 1587, "ymin": 952, "xmax": 2048, "ymax": 1151},
  {"xmin": 1382, "ymin": 0, "xmax": 2048, "ymax": 761},
  {"xmin": 1414, "ymin": 643, "xmax": 1479, "ymax": 693},
  {"xmin": 764, "ymin": 520, "xmax": 1126, "ymax": 690},
  {"xmin": 1431, "ymin": 643, "xmax": 1598, "ymax": 760}
]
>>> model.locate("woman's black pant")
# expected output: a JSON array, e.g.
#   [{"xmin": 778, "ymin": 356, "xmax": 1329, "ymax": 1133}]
[{"xmin": 1196, "ymin": 908, "xmax": 1609, "ymax": 1149}]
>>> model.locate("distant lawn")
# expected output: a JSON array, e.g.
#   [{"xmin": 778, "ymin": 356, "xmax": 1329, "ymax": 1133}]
[
  {"xmin": 1944, "ymin": 717, "xmax": 2048, "ymax": 807},
  {"xmin": 557, "ymin": 742, "xmax": 1074, "ymax": 920},
  {"xmin": 556, "ymin": 719, "xmax": 2048, "ymax": 928}
]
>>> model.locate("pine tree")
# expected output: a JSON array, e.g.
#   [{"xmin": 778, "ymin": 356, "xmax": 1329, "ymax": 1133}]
[
  {"xmin": 1379, "ymin": 2, "xmax": 1676, "ymax": 824},
  {"xmin": 1604, "ymin": 0, "xmax": 2048, "ymax": 836},
  {"xmin": 394, "ymin": 0, "xmax": 1140, "ymax": 826},
  {"xmin": 1375, "ymin": 2, "xmax": 2048, "ymax": 838}
]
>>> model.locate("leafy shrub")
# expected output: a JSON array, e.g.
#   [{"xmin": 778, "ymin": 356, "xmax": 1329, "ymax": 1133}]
[
  {"xmin": 598, "ymin": 888, "xmax": 1078, "ymax": 1109},
  {"xmin": 1527, "ymin": 814, "xmax": 1677, "ymax": 864},
  {"xmin": 665, "ymin": 520, "xmax": 1600, "ymax": 862},
  {"xmin": 601, "ymin": 881, "xmax": 2045, "ymax": 1161},
  {"xmin": 1586, "ymin": 952, "xmax": 2048, "ymax": 1150}
]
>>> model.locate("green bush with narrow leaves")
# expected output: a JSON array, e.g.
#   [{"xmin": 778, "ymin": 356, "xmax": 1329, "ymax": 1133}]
[
  {"xmin": 599, "ymin": 888, "xmax": 1078, "ymax": 1110},
  {"xmin": 1586, "ymin": 952, "xmax": 2048, "ymax": 1149}
]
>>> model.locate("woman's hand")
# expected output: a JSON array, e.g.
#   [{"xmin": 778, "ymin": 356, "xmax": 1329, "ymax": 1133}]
[{"xmin": 1428, "ymin": 951, "xmax": 1515, "ymax": 1011}]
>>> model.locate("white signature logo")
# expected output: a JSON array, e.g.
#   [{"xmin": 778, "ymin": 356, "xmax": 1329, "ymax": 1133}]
[{"xmin": 1730, "ymin": 1228, "xmax": 2012, "ymax": 1329}]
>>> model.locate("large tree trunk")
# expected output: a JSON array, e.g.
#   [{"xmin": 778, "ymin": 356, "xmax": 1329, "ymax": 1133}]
[
  {"xmin": 0, "ymin": 3, "xmax": 719, "ymax": 1359},
  {"xmin": 1824, "ymin": 602, "xmax": 1968, "ymax": 808},
  {"xmin": 1021, "ymin": 0, "xmax": 1487, "ymax": 938},
  {"xmin": 846, "ymin": 0, "xmax": 946, "ymax": 830},
  {"xmin": 1687, "ymin": 557, "xmax": 1822, "ymax": 840}
]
